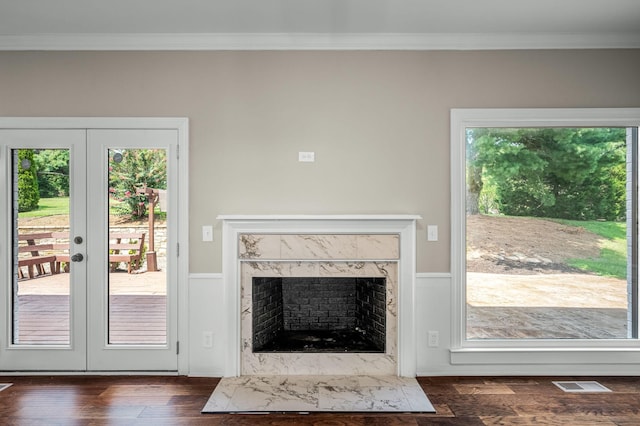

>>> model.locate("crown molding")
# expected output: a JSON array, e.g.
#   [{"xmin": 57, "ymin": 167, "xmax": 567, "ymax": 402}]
[{"xmin": 0, "ymin": 32, "xmax": 639, "ymax": 51}]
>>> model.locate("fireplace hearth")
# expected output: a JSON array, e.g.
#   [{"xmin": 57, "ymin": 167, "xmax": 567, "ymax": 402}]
[{"xmin": 252, "ymin": 277, "xmax": 386, "ymax": 353}]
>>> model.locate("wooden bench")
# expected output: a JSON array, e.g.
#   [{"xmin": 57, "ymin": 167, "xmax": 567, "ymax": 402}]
[
  {"xmin": 107, "ymin": 232, "xmax": 145, "ymax": 273},
  {"xmin": 56, "ymin": 232, "xmax": 146, "ymax": 274},
  {"xmin": 17, "ymin": 232, "xmax": 70, "ymax": 279},
  {"xmin": 17, "ymin": 231, "xmax": 146, "ymax": 278}
]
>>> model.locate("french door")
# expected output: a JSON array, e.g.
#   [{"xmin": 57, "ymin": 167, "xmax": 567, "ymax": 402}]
[{"xmin": 0, "ymin": 125, "xmax": 181, "ymax": 371}]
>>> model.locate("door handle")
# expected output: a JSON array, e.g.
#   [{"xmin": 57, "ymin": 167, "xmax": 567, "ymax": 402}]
[{"xmin": 71, "ymin": 253, "xmax": 84, "ymax": 262}]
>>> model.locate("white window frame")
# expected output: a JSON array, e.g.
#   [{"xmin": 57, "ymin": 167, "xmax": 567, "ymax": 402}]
[{"xmin": 450, "ymin": 108, "xmax": 640, "ymax": 367}]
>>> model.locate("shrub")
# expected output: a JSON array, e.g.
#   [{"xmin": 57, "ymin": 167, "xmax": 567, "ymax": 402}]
[
  {"xmin": 108, "ymin": 149, "xmax": 167, "ymax": 218},
  {"xmin": 17, "ymin": 149, "xmax": 40, "ymax": 212},
  {"xmin": 34, "ymin": 149, "xmax": 70, "ymax": 198}
]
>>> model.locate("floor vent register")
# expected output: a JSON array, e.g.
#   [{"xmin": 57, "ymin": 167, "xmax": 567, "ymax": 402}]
[{"xmin": 553, "ymin": 381, "xmax": 611, "ymax": 393}]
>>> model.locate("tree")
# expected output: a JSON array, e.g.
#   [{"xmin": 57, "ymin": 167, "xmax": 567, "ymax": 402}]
[
  {"xmin": 466, "ymin": 128, "xmax": 627, "ymax": 220},
  {"xmin": 17, "ymin": 149, "xmax": 40, "ymax": 212},
  {"xmin": 466, "ymin": 128, "xmax": 548, "ymax": 215},
  {"xmin": 34, "ymin": 149, "xmax": 70, "ymax": 198},
  {"xmin": 465, "ymin": 129, "xmax": 484, "ymax": 215},
  {"xmin": 109, "ymin": 149, "xmax": 167, "ymax": 218}
]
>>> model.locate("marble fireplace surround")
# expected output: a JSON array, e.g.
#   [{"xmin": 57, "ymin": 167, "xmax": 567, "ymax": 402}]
[{"xmin": 219, "ymin": 215, "xmax": 420, "ymax": 377}]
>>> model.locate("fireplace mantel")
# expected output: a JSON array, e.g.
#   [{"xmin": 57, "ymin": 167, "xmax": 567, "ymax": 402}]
[
  {"xmin": 218, "ymin": 214, "xmax": 421, "ymax": 377},
  {"xmin": 217, "ymin": 214, "xmax": 422, "ymax": 221}
]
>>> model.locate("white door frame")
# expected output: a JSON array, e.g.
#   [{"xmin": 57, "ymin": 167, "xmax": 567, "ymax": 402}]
[{"xmin": 0, "ymin": 117, "xmax": 189, "ymax": 374}]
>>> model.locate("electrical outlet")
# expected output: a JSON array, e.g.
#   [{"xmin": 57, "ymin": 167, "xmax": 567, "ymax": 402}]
[
  {"xmin": 428, "ymin": 330, "xmax": 439, "ymax": 347},
  {"xmin": 298, "ymin": 151, "xmax": 315, "ymax": 162},
  {"xmin": 202, "ymin": 331, "xmax": 213, "ymax": 348}
]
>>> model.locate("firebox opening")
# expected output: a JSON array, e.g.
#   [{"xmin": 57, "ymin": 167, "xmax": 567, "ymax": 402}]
[{"xmin": 252, "ymin": 277, "xmax": 386, "ymax": 353}]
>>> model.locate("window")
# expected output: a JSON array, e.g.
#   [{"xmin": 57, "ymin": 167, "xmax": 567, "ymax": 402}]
[{"xmin": 451, "ymin": 109, "xmax": 640, "ymax": 357}]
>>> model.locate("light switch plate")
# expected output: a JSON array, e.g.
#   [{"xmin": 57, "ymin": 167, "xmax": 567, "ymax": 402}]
[
  {"xmin": 427, "ymin": 225, "xmax": 438, "ymax": 241},
  {"xmin": 202, "ymin": 331, "xmax": 213, "ymax": 348},
  {"xmin": 202, "ymin": 225, "xmax": 213, "ymax": 242}
]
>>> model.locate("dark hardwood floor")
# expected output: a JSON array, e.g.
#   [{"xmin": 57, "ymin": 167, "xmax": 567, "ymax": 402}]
[{"xmin": 1, "ymin": 375, "xmax": 640, "ymax": 425}]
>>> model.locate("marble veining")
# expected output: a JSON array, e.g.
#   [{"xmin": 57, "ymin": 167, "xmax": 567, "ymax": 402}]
[
  {"xmin": 241, "ymin": 261, "xmax": 398, "ymax": 375},
  {"xmin": 356, "ymin": 234, "xmax": 400, "ymax": 259},
  {"xmin": 239, "ymin": 234, "xmax": 281, "ymax": 259},
  {"xmin": 202, "ymin": 375, "xmax": 436, "ymax": 413},
  {"xmin": 238, "ymin": 232, "xmax": 401, "ymax": 376},
  {"xmin": 281, "ymin": 234, "xmax": 358, "ymax": 259},
  {"xmin": 239, "ymin": 233, "xmax": 399, "ymax": 260},
  {"xmin": 238, "ymin": 234, "xmax": 400, "ymax": 375}
]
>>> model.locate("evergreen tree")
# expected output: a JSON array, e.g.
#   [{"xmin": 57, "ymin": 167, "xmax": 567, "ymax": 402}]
[
  {"xmin": 17, "ymin": 149, "xmax": 40, "ymax": 212},
  {"xmin": 466, "ymin": 128, "xmax": 626, "ymax": 220}
]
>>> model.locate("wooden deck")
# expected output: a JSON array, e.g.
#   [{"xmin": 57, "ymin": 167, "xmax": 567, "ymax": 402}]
[
  {"xmin": 108, "ymin": 294, "xmax": 167, "ymax": 344},
  {"xmin": 15, "ymin": 272, "xmax": 167, "ymax": 345},
  {"xmin": 14, "ymin": 295, "xmax": 69, "ymax": 344},
  {"xmin": 12, "ymin": 269, "xmax": 167, "ymax": 345},
  {"xmin": 17, "ymin": 294, "xmax": 167, "ymax": 344},
  {"xmin": 14, "ymin": 294, "xmax": 167, "ymax": 345}
]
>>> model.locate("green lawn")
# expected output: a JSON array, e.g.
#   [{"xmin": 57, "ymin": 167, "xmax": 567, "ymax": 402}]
[
  {"xmin": 555, "ymin": 219, "xmax": 627, "ymax": 279},
  {"xmin": 19, "ymin": 197, "xmax": 166, "ymax": 220},
  {"xmin": 18, "ymin": 197, "xmax": 69, "ymax": 217}
]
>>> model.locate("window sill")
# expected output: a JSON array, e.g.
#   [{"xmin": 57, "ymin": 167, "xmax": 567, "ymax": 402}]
[{"xmin": 451, "ymin": 346, "xmax": 640, "ymax": 365}]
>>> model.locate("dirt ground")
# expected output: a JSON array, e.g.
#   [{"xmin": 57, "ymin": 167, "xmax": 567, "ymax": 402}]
[
  {"xmin": 466, "ymin": 214, "xmax": 604, "ymax": 275},
  {"xmin": 466, "ymin": 215, "xmax": 628, "ymax": 338}
]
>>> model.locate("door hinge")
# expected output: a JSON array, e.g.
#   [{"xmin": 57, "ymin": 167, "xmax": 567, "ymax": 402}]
[
  {"xmin": 177, "ymin": 243, "xmax": 179, "ymax": 257},
  {"xmin": 176, "ymin": 341, "xmax": 180, "ymax": 355},
  {"xmin": 176, "ymin": 144, "xmax": 179, "ymax": 159}
]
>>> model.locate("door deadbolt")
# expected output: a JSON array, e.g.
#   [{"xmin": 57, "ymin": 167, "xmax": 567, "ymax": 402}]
[{"xmin": 74, "ymin": 236, "xmax": 83, "ymax": 244}]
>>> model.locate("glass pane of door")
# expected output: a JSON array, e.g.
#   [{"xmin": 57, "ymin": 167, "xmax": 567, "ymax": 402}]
[
  {"xmin": 107, "ymin": 148, "xmax": 168, "ymax": 345},
  {"xmin": 13, "ymin": 148, "xmax": 71, "ymax": 345}
]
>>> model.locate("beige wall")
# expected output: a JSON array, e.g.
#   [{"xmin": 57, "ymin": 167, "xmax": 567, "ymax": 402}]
[{"xmin": 1, "ymin": 50, "xmax": 639, "ymax": 272}]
